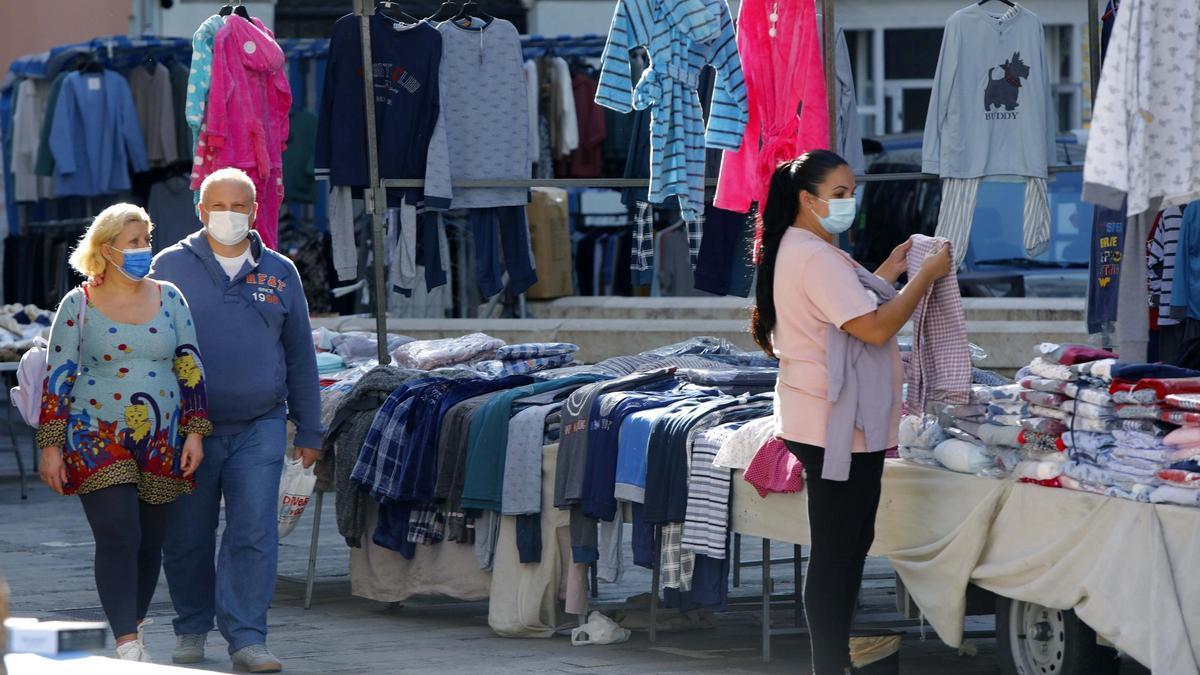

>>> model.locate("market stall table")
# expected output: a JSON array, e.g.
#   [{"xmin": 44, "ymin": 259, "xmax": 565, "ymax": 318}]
[{"xmin": 731, "ymin": 459, "xmax": 1200, "ymax": 674}]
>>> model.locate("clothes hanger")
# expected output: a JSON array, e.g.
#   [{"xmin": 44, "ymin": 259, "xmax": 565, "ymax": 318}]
[
  {"xmin": 79, "ymin": 55, "xmax": 105, "ymax": 74},
  {"xmin": 427, "ymin": 1, "xmax": 459, "ymax": 22},
  {"xmin": 220, "ymin": 1, "xmax": 250, "ymax": 19},
  {"xmin": 451, "ymin": 0, "xmax": 493, "ymax": 25},
  {"xmin": 377, "ymin": 1, "xmax": 420, "ymax": 23},
  {"xmin": 977, "ymin": 0, "xmax": 1016, "ymax": 6}
]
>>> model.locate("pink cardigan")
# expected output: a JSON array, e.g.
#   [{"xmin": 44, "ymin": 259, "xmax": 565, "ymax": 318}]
[
  {"xmin": 191, "ymin": 16, "xmax": 291, "ymax": 192},
  {"xmin": 714, "ymin": 0, "xmax": 828, "ymax": 214}
]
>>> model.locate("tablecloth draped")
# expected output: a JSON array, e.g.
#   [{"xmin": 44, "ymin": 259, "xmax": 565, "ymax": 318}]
[{"xmin": 731, "ymin": 460, "xmax": 1200, "ymax": 674}]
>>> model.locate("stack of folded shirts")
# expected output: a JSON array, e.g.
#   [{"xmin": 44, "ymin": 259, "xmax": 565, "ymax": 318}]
[
  {"xmin": 973, "ymin": 384, "xmax": 1025, "ymax": 427},
  {"xmin": 1011, "ymin": 345, "xmax": 1125, "ymax": 490},
  {"xmin": 928, "ymin": 383, "xmax": 1028, "ymax": 475},
  {"xmin": 897, "ymin": 415, "xmax": 946, "ymax": 465},
  {"xmin": 1154, "ymin": 426, "xmax": 1200, "ymax": 497},
  {"xmin": 474, "ymin": 342, "xmax": 580, "ymax": 377}
]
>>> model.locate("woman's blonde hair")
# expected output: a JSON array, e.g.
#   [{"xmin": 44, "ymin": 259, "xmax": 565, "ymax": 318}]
[{"xmin": 68, "ymin": 203, "xmax": 154, "ymax": 278}]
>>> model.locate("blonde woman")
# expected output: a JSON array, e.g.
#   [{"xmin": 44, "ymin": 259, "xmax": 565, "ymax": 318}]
[{"xmin": 36, "ymin": 203, "xmax": 211, "ymax": 662}]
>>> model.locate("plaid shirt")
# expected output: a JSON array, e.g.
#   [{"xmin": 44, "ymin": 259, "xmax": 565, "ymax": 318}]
[
  {"xmin": 476, "ymin": 354, "xmax": 577, "ymax": 378},
  {"xmin": 906, "ymin": 235, "xmax": 972, "ymax": 411},
  {"xmin": 406, "ymin": 505, "xmax": 446, "ymax": 545},
  {"xmin": 631, "ymin": 202, "xmax": 705, "ymax": 279},
  {"xmin": 632, "ymin": 201, "xmax": 655, "ymax": 274},
  {"xmin": 495, "ymin": 343, "xmax": 579, "ymax": 360},
  {"xmin": 660, "ymin": 523, "xmax": 695, "ymax": 591},
  {"xmin": 350, "ymin": 377, "xmax": 445, "ymax": 503}
]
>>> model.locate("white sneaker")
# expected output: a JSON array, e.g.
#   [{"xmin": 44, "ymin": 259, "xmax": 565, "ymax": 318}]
[
  {"xmin": 116, "ymin": 639, "xmax": 152, "ymax": 662},
  {"xmin": 173, "ymin": 633, "xmax": 207, "ymax": 664}
]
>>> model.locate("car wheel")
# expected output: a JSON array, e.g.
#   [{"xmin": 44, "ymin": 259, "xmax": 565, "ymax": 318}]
[{"xmin": 996, "ymin": 597, "xmax": 1121, "ymax": 675}]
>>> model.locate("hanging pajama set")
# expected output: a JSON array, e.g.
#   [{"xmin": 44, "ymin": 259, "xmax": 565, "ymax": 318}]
[
  {"xmin": 436, "ymin": 18, "xmax": 538, "ymax": 299},
  {"xmin": 316, "ymin": 16, "xmax": 453, "ymax": 287},
  {"xmin": 190, "ymin": 15, "xmax": 292, "ymax": 251},
  {"xmin": 596, "ymin": 0, "xmax": 748, "ymax": 279},
  {"xmin": 922, "ymin": 4, "xmax": 1056, "ymax": 266}
]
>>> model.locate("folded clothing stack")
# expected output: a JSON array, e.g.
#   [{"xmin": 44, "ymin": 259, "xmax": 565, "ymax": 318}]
[
  {"xmin": 1112, "ymin": 371, "xmax": 1200, "ymax": 426},
  {"xmin": 475, "ymin": 342, "xmax": 581, "ymax": 378},
  {"xmin": 0, "ymin": 303, "xmax": 54, "ymax": 361},
  {"xmin": 1053, "ymin": 361, "xmax": 1200, "ymax": 504},
  {"xmin": 391, "ymin": 332, "xmax": 507, "ymax": 370},
  {"xmin": 896, "ymin": 381, "xmax": 1024, "ymax": 476},
  {"xmin": 1012, "ymin": 345, "xmax": 1122, "ymax": 488},
  {"xmin": 897, "ymin": 415, "xmax": 945, "ymax": 466}
]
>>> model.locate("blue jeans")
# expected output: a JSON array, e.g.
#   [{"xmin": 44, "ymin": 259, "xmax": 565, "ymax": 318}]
[{"xmin": 162, "ymin": 418, "xmax": 286, "ymax": 653}]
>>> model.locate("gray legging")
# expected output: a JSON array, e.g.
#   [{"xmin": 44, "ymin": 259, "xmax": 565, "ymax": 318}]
[{"xmin": 79, "ymin": 483, "xmax": 170, "ymax": 638}]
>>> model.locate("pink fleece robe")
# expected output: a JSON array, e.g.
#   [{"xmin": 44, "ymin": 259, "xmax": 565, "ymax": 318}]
[
  {"xmin": 714, "ymin": 0, "xmax": 829, "ymax": 214},
  {"xmin": 191, "ymin": 15, "xmax": 291, "ymax": 250}
]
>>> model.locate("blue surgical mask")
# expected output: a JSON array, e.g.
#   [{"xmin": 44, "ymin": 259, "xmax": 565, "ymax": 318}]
[
  {"xmin": 107, "ymin": 245, "xmax": 153, "ymax": 280},
  {"xmin": 812, "ymin": 197, "xmax": 857, "ymax": 235}
]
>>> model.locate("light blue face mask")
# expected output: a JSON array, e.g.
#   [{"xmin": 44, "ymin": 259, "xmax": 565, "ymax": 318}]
[
  {"xmin": 106, "ymin": 245, "xmax": 153, "ymax": 280},
  {"xmin": 813, "ymin": 197, "xmax": 857, "ymax": 235}
]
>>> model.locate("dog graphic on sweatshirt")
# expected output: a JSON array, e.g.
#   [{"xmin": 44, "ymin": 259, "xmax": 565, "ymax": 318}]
[{"xmin": 984, "ymin": 52, "xmax": 1029, "ymax": 113}]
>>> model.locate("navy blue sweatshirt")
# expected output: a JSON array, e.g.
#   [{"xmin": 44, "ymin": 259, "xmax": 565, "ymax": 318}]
[
  {"xmin": 315, "ymin": 14, "xmax": 451, "ymax": 209},
  {"xmin": 150, "ymin": 230, "xmax": 325, "ymax": 449}
]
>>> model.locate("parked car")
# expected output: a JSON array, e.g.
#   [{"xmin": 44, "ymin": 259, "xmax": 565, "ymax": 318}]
[{"xmin": 853, "ymin": 133, "xmax": 1093, "ymax": 297}]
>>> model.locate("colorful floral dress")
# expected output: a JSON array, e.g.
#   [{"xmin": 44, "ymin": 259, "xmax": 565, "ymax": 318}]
[{"xmin": 36, "ymin": 283, "xmax": 211, "ymax": 504}]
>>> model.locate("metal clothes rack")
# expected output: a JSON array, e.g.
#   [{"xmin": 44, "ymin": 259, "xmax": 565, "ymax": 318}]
[{"xmin": 348, "ymin": 0, "xmax": 1102, "ymax": 364}]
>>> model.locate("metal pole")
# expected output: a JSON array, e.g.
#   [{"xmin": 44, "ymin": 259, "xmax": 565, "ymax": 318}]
[
  {"xmin": 1086, "ymin": 0, "xmax": 1102, "ymax": 107},
  {"xmin": 822, "ymin": 0, "xmax": 837, "ymax": 151},
  {"xmin": 761, "ymin": 537, "xmax": 771, "ymax": 663},
  {"xmin": 649, "ymin": 525, "xmax": 662, "ymax": 643},
  {"xmin": 353, "ymin": 0, "xmax": 392, "ymax": 365}
]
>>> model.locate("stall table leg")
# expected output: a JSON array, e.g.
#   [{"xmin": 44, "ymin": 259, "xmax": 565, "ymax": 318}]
[
  {"xmin": 303, "ymin": 491, "xmax": 324, "ymax": 610},
  {"xmin": 762, "ymin": 537, "xmax": 771, "ymax": 663},
  {"xmin": 732, "ymin": 533, "xmax": 741, "ymax": 587},
  {"xmin": 793, "ymin": 544, "xmax": 804, "ymax": 627},
  {"xmin": 649, "ymin": 525, "xmax": 662, "ymax": 643}
]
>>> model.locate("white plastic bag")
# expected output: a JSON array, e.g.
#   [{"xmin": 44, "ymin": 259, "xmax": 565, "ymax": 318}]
[
  {"xmin": 571, "ymin": 611, "xmax": 631, "ymax": 646},
  {"xmin": 277, "ymin": 456, "xmax": 317, "ymax": 539}
]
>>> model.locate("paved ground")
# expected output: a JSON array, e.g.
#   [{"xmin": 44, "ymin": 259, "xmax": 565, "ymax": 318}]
[{"xmin": 0, "ymin": 423, "xmax": 1150, "ymax": 674}]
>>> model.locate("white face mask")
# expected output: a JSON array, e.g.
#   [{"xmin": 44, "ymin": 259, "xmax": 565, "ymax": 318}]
[{"xmin": 205, "ymin": 209, "xmax": 251, "ymax": 246}]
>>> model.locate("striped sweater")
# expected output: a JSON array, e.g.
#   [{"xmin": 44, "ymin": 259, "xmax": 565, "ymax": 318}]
[
  {"xmin": 595, "ymin": 0, "xmax": 748, "ymax": 222},
  {"xmin": 1149, "ymin": 206, "xmax": 1183, "ymax": 326}
]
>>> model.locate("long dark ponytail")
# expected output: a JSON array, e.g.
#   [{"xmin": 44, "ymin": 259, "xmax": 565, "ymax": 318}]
[{"xmin": 751, "ymin": 150, "xmax": 849, "ymax": 357}]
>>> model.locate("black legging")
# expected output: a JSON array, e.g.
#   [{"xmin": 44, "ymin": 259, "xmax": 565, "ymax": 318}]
[
  {"xmin": 786, "ymin": 442, "xmax": 886, "ymax": 675},
  {"xmin": 79, "ymin": 483, "xmax": 171, "ymax": 638}
]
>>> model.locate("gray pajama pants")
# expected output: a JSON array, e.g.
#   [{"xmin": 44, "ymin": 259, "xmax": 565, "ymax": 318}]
[{"xmin": 935, "ymin": 176, "xmax": 1050, "ymax": 266}]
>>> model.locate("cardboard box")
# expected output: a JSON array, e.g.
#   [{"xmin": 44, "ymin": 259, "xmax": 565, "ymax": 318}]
[
  {"xmin": 5, "ymin": 619, "xmax": 108, "ymax": 656},
  {"xmin": 525, "ymin": 188, "xmax": 574, "ymax": 300}
]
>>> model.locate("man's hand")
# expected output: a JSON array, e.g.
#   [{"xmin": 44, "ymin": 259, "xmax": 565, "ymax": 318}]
[{"xmin": 294, "ymin": 446, "xmax": 320, "ymax": 469}]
